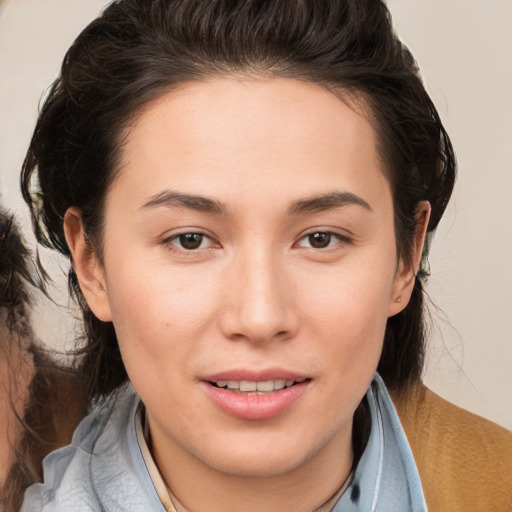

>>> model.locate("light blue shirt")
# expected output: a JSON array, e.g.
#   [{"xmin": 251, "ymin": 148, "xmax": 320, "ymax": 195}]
[{"xmin": 22, "ymin": 374, "xmax": 427, "ymax": 511}]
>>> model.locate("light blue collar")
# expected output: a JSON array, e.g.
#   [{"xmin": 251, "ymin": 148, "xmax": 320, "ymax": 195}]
[{"xmin": 332, "ymin": 373, "xmax": 427, "ymax": 511}]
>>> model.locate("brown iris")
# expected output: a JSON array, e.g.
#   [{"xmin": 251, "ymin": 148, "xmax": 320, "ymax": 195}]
[
  {"xmin": 178, "ymin": 233, "xmax": 204, "ymax": 250},
  {"xmin": 308, "ymin": 232, "xmax": 332, "ymax": 249}
]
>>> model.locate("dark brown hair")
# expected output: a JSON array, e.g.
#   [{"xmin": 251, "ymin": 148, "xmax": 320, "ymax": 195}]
[
  {"xmin": 0, "ymin": 209, "xmax": 86, "ymax": 511},
  {"xmin": 21, "ymin": 0, "xmax": 456, "ymax": 405},
  {"xmin": 0, "ymin": 209, "xmax": 37, "ymax": 341}
]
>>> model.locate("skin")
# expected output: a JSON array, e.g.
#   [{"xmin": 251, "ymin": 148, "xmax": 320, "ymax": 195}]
[{"xmin": 65, "ymin": 77, "xmax": 429, "ymax": 512}]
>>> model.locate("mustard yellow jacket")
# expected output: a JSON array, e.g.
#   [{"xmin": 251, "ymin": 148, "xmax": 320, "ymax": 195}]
[{"xmin": 391, "ymin": 384, "xmax": 512, "ymax": 512}]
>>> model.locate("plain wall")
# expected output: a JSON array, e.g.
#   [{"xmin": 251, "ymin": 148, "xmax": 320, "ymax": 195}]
[{"xmin": 0, "ymin": 0, "xmax": 511, "ymax": 429}]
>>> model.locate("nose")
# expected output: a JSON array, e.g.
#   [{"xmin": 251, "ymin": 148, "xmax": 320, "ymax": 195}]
[{"xmin": 219, "ymin": 248, "xmax": 299, "ymax": 344}]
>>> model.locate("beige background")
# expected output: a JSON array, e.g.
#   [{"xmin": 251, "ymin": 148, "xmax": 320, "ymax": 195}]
[{"xmin": 0, "ymin": 0, "xmax": 511, "ymax": 429}]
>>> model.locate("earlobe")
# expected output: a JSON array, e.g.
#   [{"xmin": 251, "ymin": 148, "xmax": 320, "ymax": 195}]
[
  {"xmin": 388, "ymin": 201, "xmax": 431, "ymax": 317},
  {"xmin": 63, "ymin": 208, "xmax": 112, "ymax": 322}
]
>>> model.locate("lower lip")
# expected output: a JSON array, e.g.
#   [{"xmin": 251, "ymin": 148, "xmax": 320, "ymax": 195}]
[{"xmin": 203, "ymin": 381, "xmax": 310, "ymax": 421}]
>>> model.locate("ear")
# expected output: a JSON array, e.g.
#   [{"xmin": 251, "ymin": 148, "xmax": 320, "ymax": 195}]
[
  {"xmin": 388, "ymin": 201, "xmax": 431, "ymax": 317},
  {"xmin": 63, "ymin": 208, "xmax": 112, "ymax": 322}
]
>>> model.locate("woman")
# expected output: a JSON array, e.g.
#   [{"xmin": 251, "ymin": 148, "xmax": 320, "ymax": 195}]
[
  {"xmin": 18, "ymin": 0, "xmax": 511, "ymax": 511},
  {"xmin": 0, "ymin": 208, "xmax": 35, "ymax": 493},
  {"xmin": 0, "ymin": 208, "xmax": 85, "ymax": 512}
]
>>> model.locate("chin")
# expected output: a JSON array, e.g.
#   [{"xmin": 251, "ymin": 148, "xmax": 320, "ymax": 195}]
[
  {"xmin": 205, "ymin": 452, "xmax": 305, "ymax": 478},
  {"xmin": 195, "ymin": 431, "xmax": 329, "ymax": 479}
]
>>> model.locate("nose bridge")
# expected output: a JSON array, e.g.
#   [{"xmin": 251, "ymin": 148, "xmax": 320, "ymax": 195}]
[{"xmin": 222, "ymin": 242, "xmax": 296, "ymax": 343}]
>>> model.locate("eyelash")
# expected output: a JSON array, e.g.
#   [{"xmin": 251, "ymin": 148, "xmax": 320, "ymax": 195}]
[
  {"xmin": 162, "ymin": 230, "xmax": 351, "ymax": 254},
  {"xmin": 162, "ymin": 232, "xmax": 218, "ymax": 253},
  {"xmin": 295, "ymin": 230, "xmax": 352, "ymax": 251}
]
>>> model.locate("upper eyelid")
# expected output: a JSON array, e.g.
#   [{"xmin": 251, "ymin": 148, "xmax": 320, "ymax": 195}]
[
  {"xmin": 296, "ymin": 227, "xmax": 353, "ymax": 241},
  {"xmin": 166, "ymin": 232, "xmax": 210, "ymax": 242},
  {"xmin": 162, "ymin": 227, "xmax": 215, "ymax": 241}
]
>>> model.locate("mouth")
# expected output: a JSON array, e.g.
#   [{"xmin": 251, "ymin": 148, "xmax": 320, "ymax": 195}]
[
  {"xmin": 209, "ymin": 378, "xmax": 309, "ymax": 395},
  {"xmin": 202, "ymin": 374, "xmax": 311, "ymax": 420}
]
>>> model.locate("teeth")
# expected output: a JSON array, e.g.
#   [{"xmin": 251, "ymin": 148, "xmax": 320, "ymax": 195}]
[
  {"xmin": 240, "ymin": 381, "xmax": 257, "ymax": 392},
  {"xmin": 256, "ymin": 380, "xmax": 274, "ymax": 392},
  {"xmin": 215, "ymin": 379, "xmax": 299, "ymax": 392},
  {"xmin": 274, "ymin": 379, "xmax": 286, "ymax": 390}
]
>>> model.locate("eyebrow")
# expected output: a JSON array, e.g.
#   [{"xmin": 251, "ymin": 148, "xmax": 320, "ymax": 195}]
[
  {"xmin": 287, "ymin": 192, "xmax": 372, "ymax": 215},
  {"xmin": 139, "ymin": 190, "xmax": 371, "ymax": 216},
  {"xmin": 139, "ymin": 191, "xmax": 229, "ymax": 215}
]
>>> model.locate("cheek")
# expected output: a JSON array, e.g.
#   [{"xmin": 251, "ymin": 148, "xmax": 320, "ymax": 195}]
[
  {"xmin": 301, "ymin": 258, "xmax": 395, "ymax": 328},
  {"xmin": 103, "ymin": 261, "xmax": 220, "ymax": 378},
  {"xmin": 297, "ymin": 257, "xmax": 395, "ymax": 370}
]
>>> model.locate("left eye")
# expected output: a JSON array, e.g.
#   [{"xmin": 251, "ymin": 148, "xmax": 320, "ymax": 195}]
[
  {"xmin": 297, "ymin": 231, "xmax": 344, "ymax": 249},
  {"xmin": 168, "ymin": 233, "xmax": 212, "ymax": 250}
]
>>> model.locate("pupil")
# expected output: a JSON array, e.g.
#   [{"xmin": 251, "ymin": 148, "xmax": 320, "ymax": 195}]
[
  {"xmin": 309, "ymin": 232, "xmax": 331, "ymax": 249},
  {"xmin": 179, "ymin": 233, "xmax": 203, "ymax": 250}
]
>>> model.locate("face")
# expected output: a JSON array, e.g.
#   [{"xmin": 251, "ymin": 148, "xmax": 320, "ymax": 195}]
[{"xmin": 70, "ymin": 78, "xmax": 417, "ymax": 481}]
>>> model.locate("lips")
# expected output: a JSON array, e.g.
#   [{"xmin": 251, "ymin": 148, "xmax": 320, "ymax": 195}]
[{"xmin": 201, "ymin": 370, "xmax": 310, "ymax": 420}]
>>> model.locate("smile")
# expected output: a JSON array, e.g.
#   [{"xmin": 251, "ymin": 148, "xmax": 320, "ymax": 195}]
[
  {"xmin": 212, "ymin": 378, "xmax": 306, "ymax": 395},
  {"xmin": 203, "ymin": 377, "xmax": 310, "ymax": 420}
]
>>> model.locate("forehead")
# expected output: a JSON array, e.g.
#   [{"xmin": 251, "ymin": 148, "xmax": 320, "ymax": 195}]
[{"xmin": 114, "ymin": 77, "xmax": 388, "ymax": 210}]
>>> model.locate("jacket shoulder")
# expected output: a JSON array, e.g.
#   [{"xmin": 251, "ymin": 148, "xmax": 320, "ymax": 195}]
[{"xmin": 390, "ymin": 382, "xmax": 512, "ymax": 512}]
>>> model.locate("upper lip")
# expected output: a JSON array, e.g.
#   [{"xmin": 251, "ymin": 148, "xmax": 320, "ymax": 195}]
[{"xmin": 202, "ymin": 368, "xmax": 309, "ymax": 383}]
